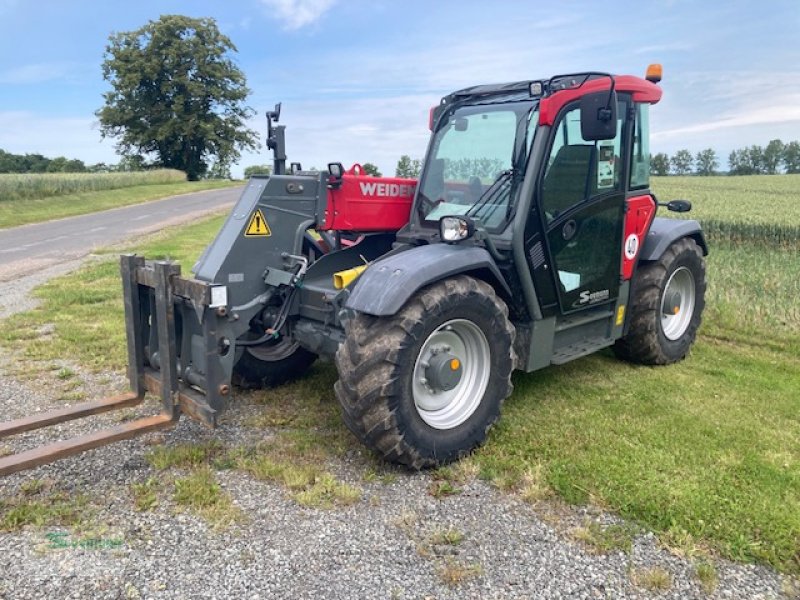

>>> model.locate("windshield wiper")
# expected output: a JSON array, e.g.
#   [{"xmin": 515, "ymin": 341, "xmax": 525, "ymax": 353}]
[{"xmin": 466, "ymin": 169, "xmax": 515, "ymax": 220}]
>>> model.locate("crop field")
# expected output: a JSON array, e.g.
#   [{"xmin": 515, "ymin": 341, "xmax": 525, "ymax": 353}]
[
  {"xmin": 0, "ymin": 175, "xmax": 798, "ymax": 575},
  {"xmin": 0, "ymin": 169, "xmax": 187, "ymax": 202},
  {"xmin": 652, "ymin": 174, "xmax": 800, "ymax": 246}
]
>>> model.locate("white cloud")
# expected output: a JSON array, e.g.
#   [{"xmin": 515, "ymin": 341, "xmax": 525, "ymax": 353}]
[
  {"xmin": 633, "ymin": 42, "xmax": 693, "ymax": 56},
  {"xmin": 0, "ymin": 63, "xmax": 76, "ymax": 84},
  {"xmin": 247, "ymin": 15, "xmax": 602, "ymax": 101},
  {"xmin": 651, "ymin": 71, "xmax": 800, "ymax": 150},
  {"xmin": 258, "ymin": 0, "xmax": 336, "ymax": 30},
  {"xmin": 653, "ymin": 102, "xmax": 800, "ymax": 139}
]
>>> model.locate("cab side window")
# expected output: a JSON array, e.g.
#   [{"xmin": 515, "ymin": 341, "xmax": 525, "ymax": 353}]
[
  {"xmin": 541, "ymin": 104, "xmax": 623, "ymax": 222},
  {"xmin": 629, "ymin": 103, "xmax": 650, "ymax": 190}
]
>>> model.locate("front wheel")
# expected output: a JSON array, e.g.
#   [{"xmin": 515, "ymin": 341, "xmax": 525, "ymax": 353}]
[
  {"xmin": 614, "ymin": 237, "xmax": 706, "ymax": 365},
  {"xmin": 335, "ymin": 275, "xmax": 515, "ymax": 469}
]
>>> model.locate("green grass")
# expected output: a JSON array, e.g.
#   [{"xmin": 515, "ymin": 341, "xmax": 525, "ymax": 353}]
[
  {"xmin": 0, "ymin": 216, "xmax": 226, "ymax": 372},
  {"xmin": 292, "ymin": 473, "xmax": 361, "ymax": 509},
  {"xmin": 475, "ymin": 339, "xmax": 800, "ymax": 572},
  {"xmin": 436, "ymin": 559, "xmax": 483, "ymax": 587},
  {"xmin": 131, "ymin": 478, "xmax": 160, "ymax": 512},
  {"xmin": 571, "ymin": 521, "xmax": 639, "ymax": 554},
  {"xmin": 0, "ymin": 177, "xmax": 240, "ymax": 229},
  {"xmin": 695, "ymin": 560, "xmax": 719, "ymax": 594},
  {"xmin": 0, "ymin": 177, "xmax": 798, "ymax": 573},
  {"xmin": 145, "ymin": 440, "xmax": 224, "ymax": 471},
  {"xmin": 0, "ymin": 482, "xmax": 90, "ymax": 531},
  {"xmin": 630, "ymin": 566, "xmax": 672, "ymax": 592},
  {"xmin": 172, "ymin": 467, "xmax": 243, "ymax": 529}
]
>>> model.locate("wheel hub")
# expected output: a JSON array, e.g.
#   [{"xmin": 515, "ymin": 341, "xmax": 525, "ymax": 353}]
[
  {"xmin": 660, "ymin": 266, "xmax": 696, "ymax": 340},
  {"xmin": 662, "ymin": 291, "xmax": 682, "ymax": 316},
  {"xmin": 412, "ymin": 319, "xmax": 490, "ymax": 430},
  {"xmin": 424, "ymin": 349, "xmax": 463, "ymax": 393}
]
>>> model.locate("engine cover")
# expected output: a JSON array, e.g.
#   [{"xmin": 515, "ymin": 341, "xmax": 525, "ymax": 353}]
[{"xmin": 321, "ymin": 164, "xmax": 417, "ymax": 232}]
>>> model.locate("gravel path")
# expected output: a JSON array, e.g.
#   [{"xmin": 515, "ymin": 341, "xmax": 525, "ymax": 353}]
[{"xmin": 0, "ymin": 255, "xmax": 793, "ymax": 599}]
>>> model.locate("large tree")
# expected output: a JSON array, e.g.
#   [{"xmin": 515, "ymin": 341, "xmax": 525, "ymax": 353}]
[
  {"xmin": 395, "ymin": 155, "xmax": 421, "ymax": 178},
  {"xmin": 361, "ymin": 162, "xmax": 382, "ymax": 177},
  {"xmin": 783, "ymin": 141, "xmax": 800, "ymax": 174},
  {"xmin": 96, "ymin": 15, "xmax": 259, "ymax": 180},
  {"xmin": 243, "ymin": 164, "xmax": 272, "ymax": 178},
  {"xmin": 694, "ymin": 148, "xmax": 718, "ymax": 176},
  {"xmin": 650, "ymin": 152, "xmax": 670, "ymax": 176},
  {"xmin": 670, "ymin": 149, "xmax": 694, "ymax": 175},
  {"xmin": 762, "ymin": 139, "xmax": 784, "ymax": 174}
]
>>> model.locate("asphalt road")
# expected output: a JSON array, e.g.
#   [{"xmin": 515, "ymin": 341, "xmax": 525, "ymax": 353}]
[{"xmin": 0, "ymin": 187, "xmax": 241, "ymax": 282}]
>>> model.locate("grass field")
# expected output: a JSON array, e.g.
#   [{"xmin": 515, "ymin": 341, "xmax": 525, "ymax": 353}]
[
  {"xmin": 0, "ymin": 171, "xmax": 241, "ymax": 229},
  {"xmin": 1, "ymin": 175, "xmax": 798, "ymax": 575}
]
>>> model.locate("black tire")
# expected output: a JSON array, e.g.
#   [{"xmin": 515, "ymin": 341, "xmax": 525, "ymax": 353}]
[
  {"xmin": 334, "ymin": 275, "xmax": 515, "ymax": 469},
  {"xmin": 614, "ymin": 237, "xmax": 706, "ymax": 365},
  {"xmin": 232, "ymin": 340, "xmax": 316, "ymax": 389}
]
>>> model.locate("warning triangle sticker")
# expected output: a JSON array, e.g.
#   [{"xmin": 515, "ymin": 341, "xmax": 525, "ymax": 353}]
[{"xmin": 244, "ymin": 209, "xmax": 272, "ymax": 237}]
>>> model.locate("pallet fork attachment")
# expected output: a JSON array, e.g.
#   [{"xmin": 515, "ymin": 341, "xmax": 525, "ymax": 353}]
[{"xmin": 0, "ymin": 256, "xmax": 230, "ymax": 477}]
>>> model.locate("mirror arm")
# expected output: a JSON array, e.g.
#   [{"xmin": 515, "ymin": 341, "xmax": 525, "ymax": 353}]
[{"xmin": 599, "ymin": 76, "xmax": 616, "ymax": 122}]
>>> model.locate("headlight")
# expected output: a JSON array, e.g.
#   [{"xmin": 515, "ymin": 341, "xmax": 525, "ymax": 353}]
[{"xmin": 439, "ymin": 216, "xmax": 475, "ymax": 243}]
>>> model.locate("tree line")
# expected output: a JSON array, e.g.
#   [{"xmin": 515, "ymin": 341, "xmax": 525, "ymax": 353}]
[
  {"xmin": 0, "ymin": 149, "xmax": 173, "ymax": 175},
  {"xmin": 651, "ymin": 139, "xmax": 800, "ymax": 176},
  {"xmin": 0, "ymin": 149, "xmax": 88, "ymax": 174}
]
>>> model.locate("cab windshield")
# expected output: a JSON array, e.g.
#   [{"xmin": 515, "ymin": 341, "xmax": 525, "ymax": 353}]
[{"xmin": 417, "ymin": 101, "xmax": 538, "ymax": 232}]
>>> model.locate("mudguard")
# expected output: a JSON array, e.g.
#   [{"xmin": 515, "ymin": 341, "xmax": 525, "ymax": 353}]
[
  {"xmin": 345, "ymin": 243, "xmax": 510, "ymax": 316},
  {"xmin": 640, "ymin": 217, "xmax": 708, "ymax": 260}
]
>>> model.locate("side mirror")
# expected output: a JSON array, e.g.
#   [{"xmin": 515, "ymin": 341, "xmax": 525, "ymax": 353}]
[
  {"xmin": 327, "ymin": 162, "xmax": 344, "ymax": 190},
  {"xmin": 269, "ymin": 102, "xmax": 281, "ymax": 122},
  {"xmin": 429, "ymin": 105, "xmax": 446, "ymax": 131},
  {"xmin": 666, "ymin": 199, "xmax": 692, "ymax": 213},
  {"xmin": 579, "ymin": 91, "xmax": 617, "ymax": 141}
]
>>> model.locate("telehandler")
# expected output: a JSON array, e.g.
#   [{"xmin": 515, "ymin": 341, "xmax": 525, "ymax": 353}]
[{"xmin": 0, "ymin": 65, "xmax": 707, "ymax": 474}]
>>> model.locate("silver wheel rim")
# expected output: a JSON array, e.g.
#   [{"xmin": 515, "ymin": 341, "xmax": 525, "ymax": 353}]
[
  {"xmin": 412, "ymin": 319, "xmax": 490, "ymax": 430},
  {"xmin": 661, "ymin": 267, "xmax": 695, "ymax": 341}
]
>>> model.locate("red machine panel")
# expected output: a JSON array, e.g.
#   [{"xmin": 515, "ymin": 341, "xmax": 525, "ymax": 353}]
[
  {"xmin": 322, "ymin": 164, "xmax": 417, "ymax": 232},
  {"xmin": 621, "ymin": 195, "xmax": 656, "ymax": 280}
]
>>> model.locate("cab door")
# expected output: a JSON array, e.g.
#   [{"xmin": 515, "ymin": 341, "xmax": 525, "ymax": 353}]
[{"xmin": 534, "ymin": 98, "xmax": 630, "ymax": 314}]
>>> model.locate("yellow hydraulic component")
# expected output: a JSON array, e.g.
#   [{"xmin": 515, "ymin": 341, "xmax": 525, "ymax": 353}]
[{"xmin": 333, "ymin": 264, "xmax": 368, "ymax": 289}]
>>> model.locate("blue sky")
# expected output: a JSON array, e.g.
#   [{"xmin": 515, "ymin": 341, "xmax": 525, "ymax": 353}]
[{"xmin": 1, "ymin": 0, "xmax": 798, "ymax": 177}]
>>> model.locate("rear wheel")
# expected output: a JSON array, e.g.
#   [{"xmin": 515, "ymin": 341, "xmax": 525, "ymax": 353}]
[
  {"xmin": 334, "ymin": 275, "xmax": 515, "ymax": 469},
  {"xmin": 614, "ymin": 237, "xmax": 706, "ymax": 365},
  {"xmin": 232, "ymin": 337, "xmax": 316, "ymax": 389},
  {"xmin": 232, "ymin": 234, "xmax": 323, "ymax": 390}
]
